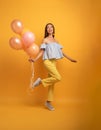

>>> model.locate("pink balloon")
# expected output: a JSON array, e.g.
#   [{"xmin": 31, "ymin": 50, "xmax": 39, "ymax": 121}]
[
  {"xmin": 9, "ymin": 37, "xmax": 23, "ymax": 50},
  {"xmin": 11, "ymin": 19, "xmax": 23, "ymax": 34},
  {"xmin": 22, "ymin": 32, "xmax": 35, "ymax": 48},
  {"xmin": 25, "ymin": 43, "xmax": 39, "ymax": 58}
]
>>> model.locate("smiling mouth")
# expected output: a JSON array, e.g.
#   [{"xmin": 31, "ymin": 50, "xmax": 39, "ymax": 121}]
[{"xmin": 48, "ymin": 30, "xmax": 53, "ymax": 33}]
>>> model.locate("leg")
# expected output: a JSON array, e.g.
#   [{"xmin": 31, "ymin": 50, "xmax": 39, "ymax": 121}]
[
  {"xmin": 31, "ymin": 60, "xmax": 61, "ymax": 88},
  {"xmin": 47, "ymin": 84, "xmax": 54, "ymax": 101},
  {"xmin": 45, "ymin": 84, "xmax": 55, "ymax": 111},
  {"xmin": 45, "ymin": 74, "xmax": 55, "ymax": 111},
  {"xmin": 41, "ymin": 59, "xmax": 61, "ymax": 87}
]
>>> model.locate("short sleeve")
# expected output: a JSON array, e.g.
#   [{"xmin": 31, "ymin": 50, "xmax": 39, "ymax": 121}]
[
  {"xmin": 40, "ymin": 43, "xmax": 46, "ymax": 49},
  {"xmin": 58, "ymin": 43, "xmax": 63, "ymax": 49}
]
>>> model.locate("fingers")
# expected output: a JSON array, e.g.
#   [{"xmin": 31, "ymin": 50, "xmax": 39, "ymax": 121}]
[
  {"xmin": 71, "ymin": 60, "xmax": 77, "ymax": 62},
  {"xmin": 73, "ymin": 60, "xmax": 77, "ymax": 62},
  {"xmin": 28, "ymin": 58, "xmax": 34, "ymax": 62}
]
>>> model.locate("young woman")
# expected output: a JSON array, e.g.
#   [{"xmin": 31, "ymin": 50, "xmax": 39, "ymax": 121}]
[{"xmin": 29, "ymin": 23, "xmax": 77, "ymax": 111}]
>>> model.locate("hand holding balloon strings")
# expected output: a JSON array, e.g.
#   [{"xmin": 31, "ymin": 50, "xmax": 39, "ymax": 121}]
[{"xmin": 9, "ymin": 19, "xmax": 40, "ymax": 95}]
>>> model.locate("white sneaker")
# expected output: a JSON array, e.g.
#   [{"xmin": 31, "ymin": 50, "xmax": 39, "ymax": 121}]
[
  {"xmin": 32, "ymin": 78, "xmax": 41, "ymax": 88},
  {"xmin": 45, "ymin": 101, "xmax": 55, "ymax": 111}
]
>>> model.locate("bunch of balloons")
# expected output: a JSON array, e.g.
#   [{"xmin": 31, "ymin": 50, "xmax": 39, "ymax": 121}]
[{"xmin": 9, "ymin": 19, "xmax": 39, "ymax": 58}]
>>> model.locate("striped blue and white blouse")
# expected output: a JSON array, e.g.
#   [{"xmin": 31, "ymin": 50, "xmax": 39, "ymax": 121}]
[{"xmin": 40, "ymin": 42, "xmax": 64, "ymax": 60}]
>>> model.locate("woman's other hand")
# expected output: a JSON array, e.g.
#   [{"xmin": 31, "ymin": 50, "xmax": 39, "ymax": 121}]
[{"xmin": 71, "ymin": 59, "xmax": 77, "ymax": 63}]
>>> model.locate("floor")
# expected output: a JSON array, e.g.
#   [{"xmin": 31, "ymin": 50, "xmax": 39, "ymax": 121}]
[{"xmin": 0, "ymin": 97, "xmax": 96, "ymax": 130}]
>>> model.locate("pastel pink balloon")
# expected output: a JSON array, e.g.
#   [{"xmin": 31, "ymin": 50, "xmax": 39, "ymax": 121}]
[
  {"xmin": 22, "ymin": 32, "xmax": 35, "ymax": 48},
  {"xmin": 25, "ymin": 43, "xmax": 39, "ymax": 58},
  {"xmin": 11, "ymin": 19, "xmax": 23, "ymax": 34},
  {"xmin": 9, "ymin": 37, "xmax": 23, "ymax": 50}
]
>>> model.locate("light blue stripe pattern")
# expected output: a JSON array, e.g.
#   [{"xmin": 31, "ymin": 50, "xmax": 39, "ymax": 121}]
[{"xmin": 40, "ymin": 42, "xmax": 64, "ymax": 60}]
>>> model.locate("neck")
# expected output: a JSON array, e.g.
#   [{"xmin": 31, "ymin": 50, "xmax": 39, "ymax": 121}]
[{"xmin": 48, "ymin": 34, "xmax": 53, "ymax": 38}]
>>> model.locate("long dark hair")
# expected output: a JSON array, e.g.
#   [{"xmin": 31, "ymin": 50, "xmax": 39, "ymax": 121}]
[{"xmin": 44, "ymin": 23, "xmax": 55, "ymax": 38}]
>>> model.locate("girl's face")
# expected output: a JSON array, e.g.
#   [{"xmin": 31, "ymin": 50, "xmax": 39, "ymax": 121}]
[{"xmin": 46, "ymin": 24, "xmax": 54, "ymax": 34}]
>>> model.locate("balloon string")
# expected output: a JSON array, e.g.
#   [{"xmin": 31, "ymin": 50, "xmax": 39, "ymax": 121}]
[
  {"xmin": 27, "ymin": 62, "xmax": 34, "ymax": 95},
  {"xmin": 30, "ymin": 62, "xmax": 34, "ymax": 88}
]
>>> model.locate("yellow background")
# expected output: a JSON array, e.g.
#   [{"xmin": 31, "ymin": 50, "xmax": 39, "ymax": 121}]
[{"xmin": 0, "ymin": 0, "xmax": 101, "ymax": 130}]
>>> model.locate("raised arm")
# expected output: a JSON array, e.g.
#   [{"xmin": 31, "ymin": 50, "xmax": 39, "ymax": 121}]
[
  {"xmin": 63, "ymin": 52, "xmax": 77, "ymax": 62},
  {"xmin": 29, "ymin": 49, "xmax": 44, "ymax": 62}
]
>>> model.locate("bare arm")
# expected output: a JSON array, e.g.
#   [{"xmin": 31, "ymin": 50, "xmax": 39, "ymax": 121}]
[
  {"xmin": 63, "ymin": 52, "xmax": 77, "ymax": 62},
  {"xmin": 29, "ymin": 49, "xmax": 44, "ymax": 62}
]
